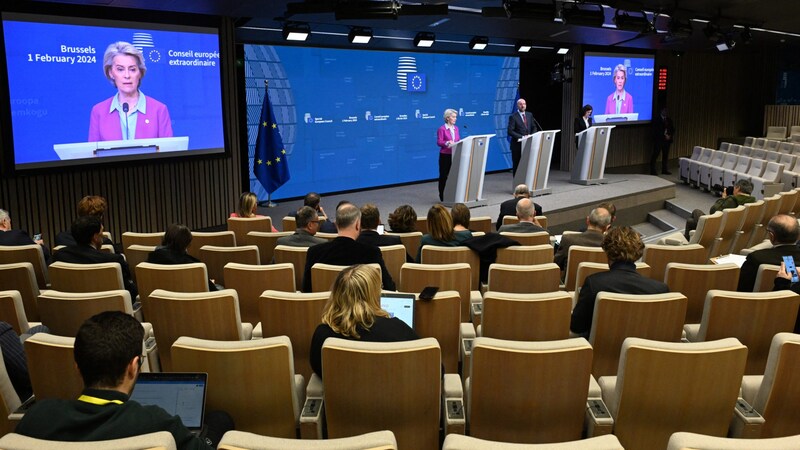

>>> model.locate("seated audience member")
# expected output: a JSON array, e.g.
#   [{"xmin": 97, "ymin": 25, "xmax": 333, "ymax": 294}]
[
  {"xmin": 0, "ymin": 321, "xmax": 34, "ymax": 401},
  {"xmin": 0, "ymin": 209, "xmax": 51, "ymax": 262},
  {"xmin": 554, "ymin": 207, "xmax": 611, "ymax": 270},
  {"xmin": 302, "ymin": 204, "xmax": 396, "ymax": 293},
  {"xmin": 387, "ymin": 204, "xmax": 418, "ymax": 233},
  {"xmin": 738, "ymin": 213, "xmax": 800, "ymax": 292},
  {"xmin": 570, "ymin": 226, "xmax": 669, "ymax": 337},
  {"xmin": 356, "ymin": 204, "xmax": 404, "ymax": 248},
  {"xmin": 230, "ymin": 192, "xmax": 278, "ymax": 232},
  {"xmin": 451, "ymin": 203, "xmax": 474, "ymax": 242},
  {"xmin": 309, "ymin": 265, "xmax": 418, "ymax": 378},
  {"xmin": 15, "ymin": 311, "xmax": 232, "ymax": 449},
  {"xmin": 496, "ymin": 184, "xmax": 542, "ymax": 230},
  {"xmin": 578, "ymin": 201, "xmax": 616, "ymax": 232},
  {"xmin": 55, "ymin": 196, "xmax": 114, "ymax": 248},
  {"xmin": 276, "ymin": 206, "xmax": 327, "ymax": 248},
  {"xmin": 53, "ymin": 216, "xmax": 137, "ymax": 300},
  {"xmin": 416, "ymin": 204, "xmax": 461, "ymax": 262},
  {"xmin": 497, "ymin": 198, "xmax": 546, "ymax": 234},
  {"xmin": 684, "ymin": 179, "xmax": 756, "ymax": 239},
  {"xmin": 289, "ymin": 192, "xmax": 337, "ymax": 233},
  {"xmin": 146, "ymin": 224, "xmax": 218, "ymax": 291},
  {"xmin": 773, "ymin": 262, "xmax": 800, "ymax": 333}
]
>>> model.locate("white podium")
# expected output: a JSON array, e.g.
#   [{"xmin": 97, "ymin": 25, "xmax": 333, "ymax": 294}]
[
  {"xmin": 443, "ymin": 134, "xmax": 495, "ymax": 207},
  {"xmin": 571, "ymin": 126, "xmax": 614, "ymax": 185},
  {"xmin": 513, "ymin": 130, "xmax": 559, "ymax": 196},
  {"xmin": 53, "ymin": 137, "xmax": 190, "ymax": 160}
]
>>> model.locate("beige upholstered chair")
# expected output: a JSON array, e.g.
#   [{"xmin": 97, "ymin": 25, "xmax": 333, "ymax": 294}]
[
  {"xmin": 257, "ymin": 290, "xmax": 329, "ymax": 382},
  {"xmin": 123, "ymin": 244, "xmax": 156, "ymax": 283},
  {"xmin": 121, "ymin": 231, "xmax": 164, "ymax": 251},
  {"xmin": 186, "ymin": 231, "xmax": 236, "ymax": 259},
  {"xmin": 399, "ymin": 263, "xmax": 473, "ymax": 322},
  {"xmin": 247, "ymin": 231, "xmax": 292, "ymax": 264},
  {"xmin": 0, "ymin": 245, "xmax": 48, "ymax": 289},
  {"xmin": 171, "ymin": 336, "xmax": 304, "ymax": 437},
  {"xmin": 0, "ymin": 431, "xmax": 177, "ymax": 450},
  {"xmin": 135, "ymin": 262, "xmax": 209, "ymax": 306},
  {"xmin": 415, "ymin": 217, "xmax": 429, "ymax": 234},
  {"xmin": 749, "ymin": 195, "xmax": 781, "ymax": 247},
  {"xmin": 48, "ymin": 261, "xmax": 124, "ymax": 293},
  {"xmin": 499, "ymin": 231, "xmax": 550, "ymax": 246},
  {"xmin": 685, "ymin": 290, "xmax": 800, "ymax": 374},
  {"xmin": 467, "ymin": 337, "xmax": 593, "ymax": 443},
  {"xmin": 0, "ymin": 347, "xmax": 22, "ymax": 435},
  {"xmin": 480, "ymin": 291, "xmax": 571, "ymax": 341},
  {"xmin": 273, "ymin": 245, "xmax": 309, "ymax": 290},
  {"xmin": 667, "ymin": 431, "xmax": 800, "ymax": 450},
  {"xmin": 412, "ymin": 290, "xmax": 462, "ymax": 373},
  {"xmin": 573, "ymin": 262, "xmax": 651, "ymax": 298},
  {"xmin": 198, "ymin": 245, "xmax": 260, "ymax": 287},
  {"xmin": 731, "ymin": 200, "xmax": 765, "ymax": 254},
  {"xmin": 486, "ymin": 263, "xmax": 560, "ymax": 294},
  {"xmin": 664, "ymin": 262, "xmax": 739, "ymax": 323},
  {"xmin": 0, "ymin": 263, "xmax": 40, "ymax": 322},
  {"xmin": 597, "ymin": 337, "xmax": 747, "ymax": 450},
  {"xmin": 641, "ymin": 243, "xmax": 707, "ymax": 282},
  {"xmin": 379, "ymin": 244, "xmax": 406, "ymax": 286},
  {"xmin": 0, "ymin": 291, "xmax": 32, "ymax": 336},
  {"xmin": 442, "ymin": 434, "xmax": 623, "ymax": 450},
  {"xmin": 469, "ymin": 216, "xmax": 493, "ymax": 234},
  {"xmin": 753, "ymin": 264, "xmax": 781, "ymax": 293},
  {"xmin": 281, "ymin": 216, "xmax": 297, "ymax": 232},
  {"xmin": 24, "ymin": 333, "xmax": 83, "ymax": 401},
  {"xmin": 421, "ymin": 246, "xmax": 481, "ymax": 291},
  {"xmin": 224, "ymin": 263, "xmax": 295, "ymax": 325},
  {"xmin": 383, "ymin": 231, "xmax": 422, "ymax": 261},
  {"xmin": 495, "ymin": 244, "xmax": 554, "ymax": 266},
  {"xmin": 563, "ymin": 246, "xmax": 607, "ymax": 291},
  {"xmin": 218, "ymin": 430, "xmax": 398, "ymax": 450},
  {"xmin": 227, "ymin": 216, "xmax": 273, "ymax": 247},
  {"xmin": 589, "ymin": 292, "xmax": 687, "ymax": 377},
  {"xmin": 711, "ymin": 205, "xmax": 747, "ymax": 257},
  {"xmin": 38, "ymin": 289, "xmax": 134, "ymax": 337},
  {"xmin": 144, "ymin": 289, "xmax": 252, "ymax": 371},
  {"xmin": 310, "ymin": 263, "xmax": 349, "ymax": 293},
  {"xmin": 777, "ymin": 189, "xmax": 798, "ymax": 215}
]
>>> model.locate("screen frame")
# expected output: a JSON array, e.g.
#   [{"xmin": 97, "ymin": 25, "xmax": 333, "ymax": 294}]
[{"xmin": 0, "ymin": 4, "xmax": 233, "ymax": 176}]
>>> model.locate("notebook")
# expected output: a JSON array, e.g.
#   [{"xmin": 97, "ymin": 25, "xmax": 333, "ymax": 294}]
[
  {"xmin": 380, "ymin": 292, "xmax": 415, "ymax": 329},
  {"xmin": 130, "ymin": 372, "xmax": 207, "ymax": 432}
]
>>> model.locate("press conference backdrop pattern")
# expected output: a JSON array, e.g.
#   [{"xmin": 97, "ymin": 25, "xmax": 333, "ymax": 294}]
[{"xmin": 244, "ymin": 44, "xmax": 519, "ymax": 201}]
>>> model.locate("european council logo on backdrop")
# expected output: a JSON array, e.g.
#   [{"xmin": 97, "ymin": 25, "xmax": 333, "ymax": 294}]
[
  {"xmin": 406, "ymin": 73, "xmax": 426, "ymax": 92},
  {"xmin": 396, "ymin": 56, "xmax": 425, "ymax": 92},
  {"xmin": 132, "ymin": 32, "xmax": 163, "ymax": 64}
]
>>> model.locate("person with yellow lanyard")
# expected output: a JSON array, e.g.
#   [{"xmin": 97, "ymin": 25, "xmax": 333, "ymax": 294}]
[{"xmin": 15, "ymin": 311, "xmax": 232, "ymax": 449}]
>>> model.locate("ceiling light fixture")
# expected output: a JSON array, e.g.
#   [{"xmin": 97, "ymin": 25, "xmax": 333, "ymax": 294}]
[
  {"xmin": 560, "ymin": 3, "xmax": 605, "ymax": 28},
  {"xmin": 557, "ymin": 47, "xmax": 570, "ymax": 55},
  {"xmin": 282, "ymin": 22, "xmax": 310, "ymax": 41},
  {"xmin": 469, "ymin": 36, "xmax": 489, "ymax": 50},
  {"xmin": 414, "ymin": 31, "xmax": 435, "ymax": 48},
  {"xmin": 348, "ymin": 27, "xmax": 373, "ymax": 44},
  {"xmin": 614, "ymin": 10, "xmax": 653, "ymax": 33}
]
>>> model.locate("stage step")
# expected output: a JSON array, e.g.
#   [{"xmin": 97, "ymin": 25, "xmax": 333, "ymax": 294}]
[{"xmin": 634, "ymin": 208, "xmax": 688, "ymax": 244}]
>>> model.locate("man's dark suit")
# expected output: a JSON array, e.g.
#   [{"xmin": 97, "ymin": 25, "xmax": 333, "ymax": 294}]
[
  {"xmin": 356, "ymin": 230, "xmax": 402, "ymax": 248},
  {"xmin": 276, "ymin": 230, "xmax": 327, "ymax": 248},
  {"xmin": 507, "ymin": 110, "xmax": 537, "ymax": 176},
  {"xmin": 570, "ymin": 261, "xmax": 669, "ymax": 335},
  {"xmin": 738, "ymin": 244, "xmax": 800, "ymax": 292},
  {"xmin": 496, "ymin": 198, "xmax": 543, "ymax": 231},
  {"xmin": 302, "ymin": 236, "xmax": 396, "ymax": 293},
  {"xmin": 0, "ymin": 230, "xmax": 51, "ymax": 262},
  {"xmin": 554, "ymin": 230, "xmax": 604, "ymax": 270},
  {"xmin": 52, "ymin": 244, "xmax": 137, "ymax": 298},
  {"xmin": 498, "ymin": 221, "xmax": 546, "ymax": 234},
  {"xmin": 288, "ymin": 210, "xmax": 337, "ymax": 233}
]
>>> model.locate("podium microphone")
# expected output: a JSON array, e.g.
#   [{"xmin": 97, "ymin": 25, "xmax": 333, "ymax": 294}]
[
  {"xmin": 122, "ymin": 102, "xmax": 129, "ymax": 140},
  {"xmin": 531, "ymin": 115, "xmax": 543, "ymax": 133}
]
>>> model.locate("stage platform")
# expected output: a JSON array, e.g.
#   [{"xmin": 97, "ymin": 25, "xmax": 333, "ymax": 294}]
[{"xmin": 263, "ymin": 169, "xmax": 677, "ymax": 235}]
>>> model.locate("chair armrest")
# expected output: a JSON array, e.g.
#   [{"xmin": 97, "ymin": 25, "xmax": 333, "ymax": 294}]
[
  {"xmin": 470, "ymin": 302, "xmax": 482, "ymax": 324},
  {"xmin": 740, "ymin": 375, "xmax": 762, "ymax": 405},
  {"xmin": 585, "ymin": 398, "xmax": 614, "ymax": 437},
  {"xmin": 300, "ymin": 373, "xmax": 324, "ymax": 439},
  {"xmin": 460, "ymin": 322, "xmax": 475, "ymax": 384},
  {"xmin": 729, "ymin": 398, "xmax": 764, "ymax": 438},
  {"xmin": 252, "ymin": 322, "xmax": 262, "ymax": 339},
  {"xmin": 683, "ymin": 323, "xmax": 700, "ymax": 342},
  {"xmin": 240, "ymin": 322, "xmax": 253, "ymax": 340},
  {"xmin": 588, "ymin": 375, "xmax": 601, "ymax": 399},
  {"xmin": 443, "ymin": 373, "xmax": 465, "ymax": 435},
  {"xmin": 141, "ymin": 322, "xmax": 153, "ymax": 339}
]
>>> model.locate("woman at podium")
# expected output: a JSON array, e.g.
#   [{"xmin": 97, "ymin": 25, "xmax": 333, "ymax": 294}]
[
  {"xmin": 436, "ymin": 108, "xmax": 460, "ymax": 201},
  {"xmin": 88, "ymin": 41, "xmax": 173, "ymax": 142},
  {"xmin": 574, "ymin": 104, "xmax": 593, "ymax": 147}
]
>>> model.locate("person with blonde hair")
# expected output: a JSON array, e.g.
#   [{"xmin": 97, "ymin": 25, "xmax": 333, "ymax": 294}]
[
  {"xmin": 436, "ymin": 108, "xmax": 461, "ymax": 201},
  {"xmin": 309, "ymin": 264, "xmax": 417, "ymax": 378},
  {"xmin": 416, "ymin": 204, "xmax": 460, "ymax": 262},
  {"xmin": 570, "ymin": 226, "xmax": 668, "ymax": 336}
]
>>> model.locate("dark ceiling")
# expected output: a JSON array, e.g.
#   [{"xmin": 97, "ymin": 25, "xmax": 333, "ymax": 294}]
[{"xmin": 24, "ymin": 0, "xmax": 800, "ymax": 55}]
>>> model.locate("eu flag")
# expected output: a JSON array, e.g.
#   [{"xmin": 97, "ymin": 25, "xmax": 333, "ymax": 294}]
[{"xmin": 253, "ymin": 84, "xmax": 290, "ymax": 194}]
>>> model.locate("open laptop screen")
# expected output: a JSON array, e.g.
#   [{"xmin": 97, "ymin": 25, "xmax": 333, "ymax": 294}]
[
  {"xmin": 380, "ymin": 293, "xmax": 415, "ymax": 329},
  {"xmin": 130, "ymin": 372, "xmax": 207, "ymax": 430}
]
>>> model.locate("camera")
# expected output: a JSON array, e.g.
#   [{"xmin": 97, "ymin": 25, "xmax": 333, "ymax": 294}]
[{"xmin": 725, "ymin": 186, "xmax": 734, "ymax": 196}]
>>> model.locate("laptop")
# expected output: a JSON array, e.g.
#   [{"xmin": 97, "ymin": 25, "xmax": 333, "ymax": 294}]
[
  {"xmin": 130, "ymin": 372, "xmax": 207, "ymax": 433},
  {"xmin": 380, "ymin": 292, "xmax": 415, "ymax": 329}
]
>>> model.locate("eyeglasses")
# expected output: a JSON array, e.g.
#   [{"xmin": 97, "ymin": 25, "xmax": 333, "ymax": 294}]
[{"xmin": 137, "ymin": 354, "xmax": 145, "ymax": 370}]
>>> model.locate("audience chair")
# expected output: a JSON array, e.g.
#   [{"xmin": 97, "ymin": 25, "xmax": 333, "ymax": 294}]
[
  {"xmin": 186, "ymin": 231, "xmax": 236, "ymax": 259},
  {"xmin": 172, "ymin": 336, "xmax": 303, "ymax": 437},
  {"xmin": 420, "ymin": 246, "xmax": 481, "ymax": 291},
  {"xmin": 257, "ymin": 290, "xmax": 328, "ymax": 382},
  {"xmin": 721, "ymin": 156, "xmax": 753, "ymax": 190},
  {"xmin": 442, "ymin": 434, "xmax": 623, "ymax": 450},
  {"xmin": 664, "ymin": 262, "xmax": 739, "ymax": 323},
  {"xmin": 731, "ymin": 200, "xmax": 765, "ymax": 254},
  {"xmin": 0, "ymin": 350, "xmax": 22, "ymax": 435},
  {"xmin": 748, "ymin": 194, "xmax": 782, "ymax": 247},
  {"xmin": 688, "ymin": 148, "xmax": 715, "ymax": 185},
  {"xmin": 642, "ymin": 244, "xmax": 706, "ymax": 282},
  {"xmin": 709, "ymin": 153, "xmax": 739, "ymax": 191},
  {"xmin": 753, "ymin": 264, "xmax": 780, "ymax": 293},
  {"xmin": 247, "ymin": 231, "xmax": 292, "ymax": 265},
  {"xmin": 399, "ymin": 263, "xmax": 473, "ymax": 322},
  {"xmin": 679, "ymin": 146, "xmax": 704, "ymax": 181},
  {"xmin": 767, "ymin": 126, "xmax": 788, "ymax": 141},
  {"xmin": 777, "ymin": 189, "xmax": 799, "ymax": 215},
  {"xmin": 273, "ymin": 245, "xmax": 308, "ymax": 290},
  {"xmin": 750, "ymin": 162, "xmax": 785, "ymax": 200},
  {"xmin": 317, "ymin": 338, "xmax": 441, "ymax": 449},
  {"xmin": 501, "ymin": 215, "xmax": 519, "ymax": 227},
  {"xmin": 480, "ymin": 291, "xmax": 571, "ymax": 341},
  {"xmin": 415, "ymin": 217, "xmax": 429, "ymax": 235},
  {"xmin": 0, "ymin": 245, "xmax": 48, "ymax": 290},
  {"xmin": 38, "ymin": 289, "xmax": 135, "ymax": 337},
  {"xmin": 217, "ymin": 430, "xmax": 398, "ymax": 450},
  {"xmin": 0, "ymin": 291, "xmax": 32, "ymax": 336},
  {"xmin": 696, "ymin": 150, "xmax": 727, "ymax": 190},
  {"xmin": 310, "ymin": 263, "xmax": 349, "ymax": 293},
  {"xmin": 383, "ymin": 231, "xmax": 422, "ymax": 262},
  {"xmin": 793, "ymin": 187, "xmax": 800, "ymax": 216},
  {"xmin": 48, "ymin": 261, "xmax": 124, "ymax": 293},
  {"xmin": 281, "ymin": 216, "xmax": 296, "ymax": 232},
  {"xmin": 121, "ymin": 231, "xmax": 163, "ymax": 251},
  {"xmin": 499, "ymin": 231, "xmax": 550, "ymax": 246},
  {"xmin": 136, "ymin": 262, "xmax": 209, "ymax": 307},
  {"xmin": 0, "ymin": 432, "xmax": 178, "ymax": 450},
  {"xmin": 0, "ymin": 263, "xmax": 41, "ymax": 322},
  {"xmin": 144, "ymin": 289, "xmax": 252, "ymax": 371},
  {"xmin": 710, "ymin": 205, "xmax": 746, "ymax": 257},
  {"xmin": 123, "ymin": 244, "xmax": 155, "ymax": 283},
  {"xmin": 563, "ymin": 246, "xmax": 607, "ymax": 292},
  {"xmin": 198, "ymin": 245, "xmax": 260, "ymax": 288},
  {"xmin": 589, "ymin": 292, "xmax": 687, "ymax": 377},
  {"xmin": 412, "ymin": 290, "xmax": 462, "ymax": 373},
  {"xmin": 740, "ymin": 333, "xmax": 800, "ymax": 438},
  {"xmin": 379, "ymin": 244, "xmax": 406, "ymax": 286},
  {"xmin": 227, "ymin": 216, "xmax": 272, "ymax": 247},
  {"xmin": 486, "ymin": 263, "xmax": 560, "ymax": 294},
  {"xmin": 224, "ymin": 262, "xmax": 295, "ymax": 325},
  {"xmin": 495, "ymin": 244, "xmax": 553, "ymax": 266},
  {"xmin": 685, "ymin": 290, "xmax": 800, "ymax": 374},
  {"xmin": 467, "ymin": 337, "xmax": 593, "ymax": 444},
  {"xmin": 597, "ymin": 337, "xmax": 747, "ymax": 450},
  {"xmin": 667, "ymin": 431, "xmax": 800, "ymax": 450},
  {"xmin": 24, "ymin": 333, "xmax": 83, "ymax": 401},
  {"xmin": 469, "ymin": 216, "xmax": 492, "ymax": 234}
]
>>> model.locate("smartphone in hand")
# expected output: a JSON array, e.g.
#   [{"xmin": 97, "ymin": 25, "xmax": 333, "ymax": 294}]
[{"xmin": 783, "ymin": 255, "xmax": 799, "ymax": 283}]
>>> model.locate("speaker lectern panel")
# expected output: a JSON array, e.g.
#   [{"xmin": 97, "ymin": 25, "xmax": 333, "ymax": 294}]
[
  {"xmin": 513, "ymin": 130, "xmax": 559, "ymax": 196},
  {"xmin": 443, "ymin": 134, "xmax": 495, "ymax": 207},
  {"xmin": 571, "ymin": 125, "xmax": 614, "ymax": 185}
]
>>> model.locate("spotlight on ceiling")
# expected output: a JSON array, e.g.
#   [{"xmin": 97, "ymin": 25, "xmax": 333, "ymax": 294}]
[
  {"xmin": 560, "ymin": 2, "xmax": 605, "ymax": 28},
  {"xmin": 469, "ymin": 36, "xmax": 489, "ymax": 50},
  {"xmin": 335, "ymin": 1, "xmax": 398, "ymax": 20},
  {"xmin": 348, "ymin": 27, "xmax": 373, "ymax": 44},
  {"xmin": 614, "ymin": 10, "xmax": 653, "ymax": 33},
  {"xmin": 557, "ymin": 47, "xmax": 570, "ymax": 55},
  {"xmin": 515, "ymin": 40, "xmax": 533, "ymax": 53},
  {"xmin": 414, "ymin": 31, "xmax": 435, "ymax": 48},
  {"xmin": 667, "ymin": 18, "xmax": 693, "ymax": 39},
  {"xmin": 740, "ymin": 26, "xmax": 753, "ymax": 45},
  {"xmin": 716, "ymin": 35, "xmax": 736, "ymax": 51},
  {"xmin": 283, "ymin": 22, "xmax": 310, "ymax": 41}
]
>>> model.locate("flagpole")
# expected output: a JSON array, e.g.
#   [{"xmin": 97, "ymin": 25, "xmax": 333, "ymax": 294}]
[{"xmin": 261, "ymin": 79, "xmax": 278, "ymax": 208}]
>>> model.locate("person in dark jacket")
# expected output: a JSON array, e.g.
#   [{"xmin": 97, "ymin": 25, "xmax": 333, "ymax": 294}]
[{"xmin": 146, "ymin": 224, "xmax": 218, "ymax": 291}]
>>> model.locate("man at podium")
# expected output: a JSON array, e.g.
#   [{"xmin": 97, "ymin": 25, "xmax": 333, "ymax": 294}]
[
  {"xmin": 437, "ymin": 108, "xmax": 460, "ymax": 201},
  {"xmin": 507, "ymin": 98, "xmax": 538, "ymax": 176}
]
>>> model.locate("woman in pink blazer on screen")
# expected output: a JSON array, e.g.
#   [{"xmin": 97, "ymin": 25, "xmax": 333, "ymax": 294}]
[
  {"xmin": 604, "ymin": 63, "xmax": 634, "ymax": 115},
  {"xmin": 436, "ymin": 108, "xmax": 460, "ymax": 202},
  {"xmin": 88, "ymin": 41, "xmax": 173, "ymax": 142}
]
